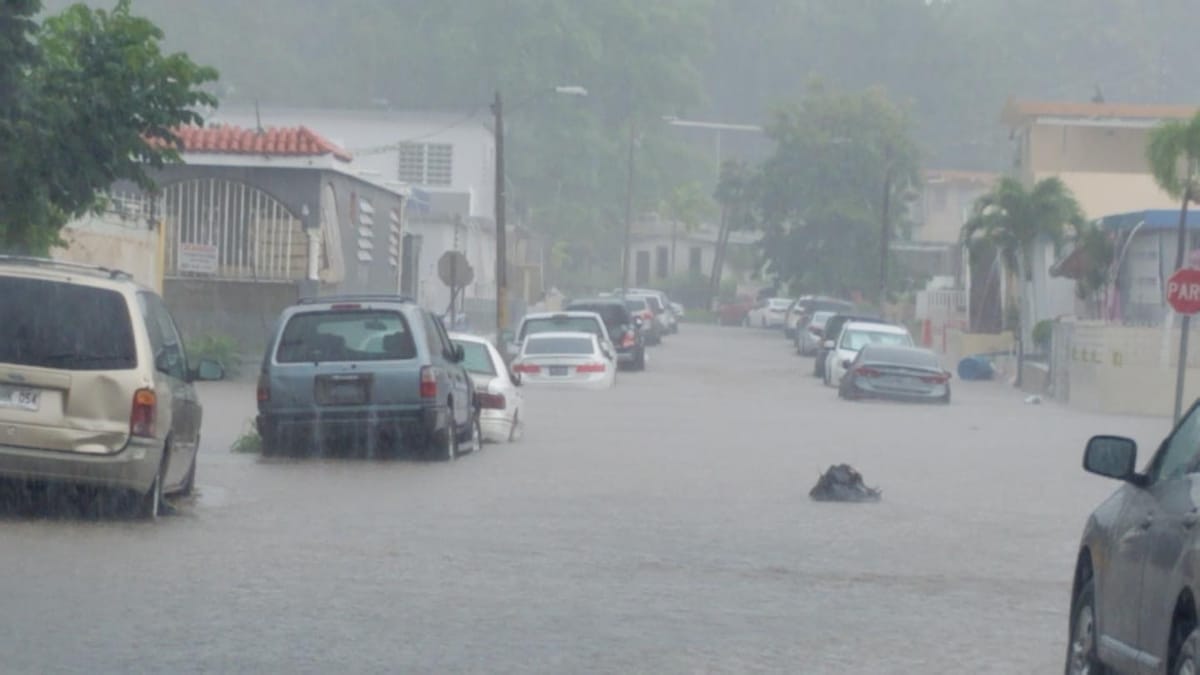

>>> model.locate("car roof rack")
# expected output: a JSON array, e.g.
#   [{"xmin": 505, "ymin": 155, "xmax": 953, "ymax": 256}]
[
  {"xmin": 0, "ymin": 254, "xmax": 132, "ymax": 280},
  {"xmin": 297, "ymin": 294, "xmax": 416, "ymax": 305}
]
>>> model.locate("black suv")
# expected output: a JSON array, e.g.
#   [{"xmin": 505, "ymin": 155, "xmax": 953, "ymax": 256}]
[{"xmin": 564, "ymin": 298, "xmax": 646, "ymax": 371}]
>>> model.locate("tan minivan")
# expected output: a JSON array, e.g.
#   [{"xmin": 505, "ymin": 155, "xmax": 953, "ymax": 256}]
[{"xmin": 0, "ymin": 256, "xmax": 223, "ymax": 518}]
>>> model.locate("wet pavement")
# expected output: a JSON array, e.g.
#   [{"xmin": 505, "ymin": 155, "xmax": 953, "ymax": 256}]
[{"xmin": 0, "ymin": 324, "xmax": 1175, "ymax": 673}]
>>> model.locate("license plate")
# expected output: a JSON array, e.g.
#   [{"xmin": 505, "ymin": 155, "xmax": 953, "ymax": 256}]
[
  {"xmin": 548, "ymin": 366, "xmax": 569, "ymax": 376},
  {"xmin": 0, "ymin": 385, "xmax": 40, "ymax": 412},
  {"xmin": 877, "ymin": 375, "xmax": 920, "ymax": 389},
  {"xmin": 315, "ymin": 375, "xmax": 371, "ymax": 405}
]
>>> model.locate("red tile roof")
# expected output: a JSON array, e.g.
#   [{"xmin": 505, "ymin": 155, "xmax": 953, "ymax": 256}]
[
  {"xmin": 1003, "ymin": 99, "xmax": 1200, "ymax": 125},
  {"xmin": 159, "ymin": 124, "xmax": 352, "ymax": 162}
]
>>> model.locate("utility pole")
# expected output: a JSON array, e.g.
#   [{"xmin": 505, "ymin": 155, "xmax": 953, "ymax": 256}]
[
  {"xmin": 492, "ymin": 90, "xmax": 508, "ymax": 345},
  {"xmin": 621, "ymin": 120, "xmax": 636, "ymax": 296},
  {"xmin": 878, "ymin": 145, "xmax": 894, "ymax": 308}
]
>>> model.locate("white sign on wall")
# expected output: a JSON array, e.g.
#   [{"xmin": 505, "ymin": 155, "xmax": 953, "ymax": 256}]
[{"xmin": 177, "ymin": 242, "xmax": 219, "ymax": 275}]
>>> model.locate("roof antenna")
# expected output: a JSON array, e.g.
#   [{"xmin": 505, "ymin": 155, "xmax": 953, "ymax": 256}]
[{"xmin": 254, "ymin": 99, "xmax": 265, "ymax": 134}]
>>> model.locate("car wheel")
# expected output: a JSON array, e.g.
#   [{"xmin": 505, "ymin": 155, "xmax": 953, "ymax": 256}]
[
  {"xmin": 429, "ymin": 405, "xmax": 458, "ymax": 461},
  {"xmin": 1066, "ymin": 578, "xmax": 1104, "ymax": 675},
  {"xmin": 1174, "ymin": 626, "xmax": 1200, "ymax": 675},
  {"xmin": 136, "ymin": 452, "xmax": 167, "ymax": 520},
  {"xmin": 468, "ymin": 415, "xmax": 483, "ymax": 454},
  {"xmin": 634, "ymin": 348, "xmax": 646, "ymax": 371}
]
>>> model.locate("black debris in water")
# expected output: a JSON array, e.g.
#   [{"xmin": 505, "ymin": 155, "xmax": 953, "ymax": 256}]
[{"xmin": 810, "ymin": 464, "xmax": 882, "ymax": 503}]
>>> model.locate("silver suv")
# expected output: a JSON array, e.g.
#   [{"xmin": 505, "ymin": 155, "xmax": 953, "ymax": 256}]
[
  {"xmin": 256, "ymin": 295, "xmax": 479, "ymax": 460},
  {"xmin": 0, "ymin": 256, "xmax": 224, "ymax": 518}
]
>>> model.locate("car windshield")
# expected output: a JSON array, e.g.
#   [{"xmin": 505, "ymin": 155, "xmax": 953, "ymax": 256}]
[
  {"xmin": 810, "ymin": 311, "xmax": 835, "ymax": 327},
  {"xmin": 862, "ymin": 347, "xmax": 940, "ymax": 369},
  {"xmin": 521, "ymin": 316, "xmax": 602, "ymax": 340},
  {"xmin": 523, "ymin": 335, "xmax": 594, "ymax": 355},
  {"xmin": 640, "ymin": 295, "xmax": 664, "ymax": 312},
  {"xmin": 768, "ymin": 299, "xmax": 791, "ymax": 309},
  {"xmin": 624, "ymin": 299, "xmax": 648, "ymax": 311},
  {"xmin": 841, "ymin": 329, "xmax": 912, "ymax": 351},
  {"xmin": 0, "ymin": 277, "xmax": 136, "ymax": 370},
  {"xmin": 276, "ymin": 310, "xmax": 415, "ymax": 363},
  {"xmin": 454, "ymin": 340, "xmax": 496, "ymax": 376}
]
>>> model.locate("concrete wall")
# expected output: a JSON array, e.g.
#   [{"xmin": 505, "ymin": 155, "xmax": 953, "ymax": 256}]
[
  {"xmin": 163, "ymin": 279, "xmax": 299, "ymax": 357},
  {"xmin": 53, "ymin": 213, "xmax": 159, "ymax": 291},
  {"xmin": 1061, "ymin": 320, "xmax": 1200, "ymax": 416},
  {"xmin": 1028, "ymin": 125, "xmax": 1157, "ymax": 174},
  {"xmin": 1032, "ymin": 171, "xmax": 1176, "ymax": 221}
]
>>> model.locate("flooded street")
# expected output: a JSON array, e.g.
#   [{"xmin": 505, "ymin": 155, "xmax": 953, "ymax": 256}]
[{"xmin": 0, "ymin": 325, "xmax": 1172, "ymax": 673}]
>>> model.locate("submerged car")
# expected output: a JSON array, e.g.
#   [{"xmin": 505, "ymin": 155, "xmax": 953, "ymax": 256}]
[
  {"xmin": 0, "ymin": 256, "xmax": 225, "ymax": 518},
  {"xmin": 747, "ymin": 297, "xmax": 793, "ymax": 328},
  {"xmin": 837, "ymin": 345, "xmax": 951, "ymax": 403},
  {"xmin": 785, "ymin": 295, "xmax": 856, "ymax": 340},
  {"xmin": 511, "ymin": 332, "xmax": 616, "ymax": 389},
  {"xmin": 509, "ymin": 311, "xmax": 615, "ymax": 360},
  {"xmin": 623, "ymin": 296, "xmax": 663, "ymax": 345},
  {"xmin": 798, "ymin": 310, "xmax": 836, "ymax": 355},
  {"xmin": 450, "ymin": 333, "xmax": 524, "ymax": 443},
  {"xmin": 1066, "ymin": 404, "xmax": 1200, "ymax": 674},
  {"xmin": 823, "ymin": 321, "xmax": 915, "ymax": 386},
  {"xmin": 812, "ymin": 314, "xmax": 887, "ymax": 378},
  {"xmin": 257, "ymin": 295, "xmax": 479, "ymax": 460},
  {"xmin": 564, "ymin": 298, "xmax": 646, "ymax": 371}
]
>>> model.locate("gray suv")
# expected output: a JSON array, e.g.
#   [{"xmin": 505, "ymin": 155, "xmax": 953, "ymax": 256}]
[
  {"xmin": 256, "ymin": 295, "xmax": 479, "ymax": 460},
  {"xmin": 1068, "ymin": 401, "xmax": 1200, "ymax": 674}
]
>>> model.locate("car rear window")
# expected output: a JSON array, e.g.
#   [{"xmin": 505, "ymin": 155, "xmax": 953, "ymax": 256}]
[
  {"xmin": 640, "ymin": 295, "xmax": 664, "ymax": 312},
  {"xmin": 863, "ymin": 347, "xmax": 941, "ymax": 369},
  {"xmin": 523, "ymin": 335, "xmax": 594, "ymax": 355},
  {"xmin": 276, "ymin": 310, "xmax": 416, "ymax": 363},
  {"xmin": 0, "ymin": 277, "xmax": 136, "ymax": 370},
  {"xmin": 454, "ymin": 340, "xmax": 496, "ymax": 376},
  {"xmin": 624, "ymin": 298, "xmax": 648, "ymax": 311},
  {"xmin": 565, "ymin": 303, "xmax": 628, "ymax": 330},
  {"xmin": 521, "ymin": 316, "xmax": 602, "ymax": 340}
]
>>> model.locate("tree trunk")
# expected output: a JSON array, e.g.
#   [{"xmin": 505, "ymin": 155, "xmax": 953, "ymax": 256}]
[{"xmin": 709, "ymin": 203, "xmax": 730, "ymax": 310}]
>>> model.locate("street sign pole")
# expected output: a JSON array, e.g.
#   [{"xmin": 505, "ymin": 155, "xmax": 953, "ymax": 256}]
[
  {"xmin": 1177, "ymin": 315, "xmax": 1191, "ymax": 423},
  {"xmin": 1167, "ymin": 265, "xmax": 1200, "ymax": 422}
]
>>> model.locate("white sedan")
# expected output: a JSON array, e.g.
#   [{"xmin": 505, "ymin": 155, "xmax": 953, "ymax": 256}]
[
  {"xmin": 511, "ymin": 332, "xmax": 616, "ymax": 389},
  {"xmin": 450, "ymin": 333, "xmax": 525, "ymax": 443},
  {"xmin": 746, "ymin": 297, "xmax": 793, "ymax": 328},
  {"xmin": 823, "ymin": 321, "xmax": 915, "ymax": 387}
]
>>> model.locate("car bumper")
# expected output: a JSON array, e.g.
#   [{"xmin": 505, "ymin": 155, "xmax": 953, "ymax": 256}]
[
  {"xmin": 258, "ymin": 406, "xmax": 440, "ymax": 445},
  {"xmin": 0, "ymin": 436, "xmax": 163, "ymax": 492},
  {"xmin": 851, "ymin": 380, "xmax": 949, "ymax": 402},
  {"xmin": 479, "ymin": 410, "xmax": 513, "ymax": 443}
]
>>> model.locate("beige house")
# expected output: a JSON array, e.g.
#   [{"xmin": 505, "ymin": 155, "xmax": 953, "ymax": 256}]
[{"xmin": 1002, "ymin": 99, "xmax": 1193, "ymax": 217}]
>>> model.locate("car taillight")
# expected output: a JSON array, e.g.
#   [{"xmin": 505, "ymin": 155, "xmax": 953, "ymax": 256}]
[
  {"xmin": 513, "ymin": 363, "xmax": 541, "ymax": 374},
  {"xmin": 622, "ymin": 331, "xmax": 636, "ymax": 348},
  {"xmin": 420, "ymin": 366, "xmax": 438, "ymax": 398},
  {"xmin": 855, "ymin": 367, "xmax": 882, "ymax": 378},
  {"xmin": 576, "ymin": 363, "xmax": 606, "ymax": 373},
  {"xmin": 130, "ymin": 388, "xmax": 157, "ymax": 438},
  {"xmin": 478, "ymin": 391, "xmax": 506, "ymax": 409},
  {"xmin": 920, "ymin": 373, "xmax": 950, "ymax": 384},
  {"xmin": 256, "ymin": 375, "xmax": 270, "ymax": 403}
]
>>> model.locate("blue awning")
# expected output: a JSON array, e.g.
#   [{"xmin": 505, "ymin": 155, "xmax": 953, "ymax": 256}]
[{"xmin": 1097, "ymin": 208, "xmax": 1200, "ymax": 232}]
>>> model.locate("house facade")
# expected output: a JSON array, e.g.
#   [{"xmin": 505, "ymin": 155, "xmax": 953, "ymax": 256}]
[{"xmin": 627, "ymin": 214, "xmax": 761, "ymax": 302}]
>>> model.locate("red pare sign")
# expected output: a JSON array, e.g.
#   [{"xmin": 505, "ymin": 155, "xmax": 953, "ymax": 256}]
[{"xmin": 1167, "ymin": 267, "xmax": 1200, "ymax": 314}]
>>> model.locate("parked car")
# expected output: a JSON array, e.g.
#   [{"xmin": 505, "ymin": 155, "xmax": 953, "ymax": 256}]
[
  {"xmin": 628, "ymin": 291, "xmax": 674, "ymax": 336},
  {"xmin": 510, "ymin": 332, "xmax": 617, "ymax": 389},
  {"xmin": 257, "ymin": 295, "xmax": 480, "ymax": 461},
  {"xmin": 746, "ymin": 297, "xmax": 793, "ymax": 328},
  {"xmin": 785, "ymin": 295, "xmax": 857, "ymax": 340},
  {"xmin": 797, "ymin": 310, "xmax": 836, "ymax": 355},
  {"xmin": 564, "ymin": 298, "xmax": 646, "ymax": 371},
  {"xmin": 1066, "ymin": 405, "xmax": 1200, "ymax": 674},
  {"xmin": 812, "ymin": 314, "xmax": 888, "ymax": 378},
  {"xmin": 509, "ymin": 311, "xmax": 615, "ymax": 360},
  {"xmin": 619, "ymin": 288, "xmax": 680, "ymax": 334},
  {"xmin": 623, "ymin": 296, "xmax": 663, "ymax": 345},
  {"xmin": 822, "ymin": 321, "xmax": 915, "ymax": 386},
  {"xmin": 717, "ymin": 294, "xmax": 755, "ymax": 326},
  {"xmin": 837, "ymin": 345, "xmax": 951, "ymax": 403},
  {"xmin": 450, "ymin": 333, "xmax": 524, "ymax": 443},
  {"xmin": 0, "ymin": 256, "xmax": 225, "ymax": 518}
]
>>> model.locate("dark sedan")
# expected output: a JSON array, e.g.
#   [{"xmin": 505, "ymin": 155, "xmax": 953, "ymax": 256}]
[
  {"xmin": 1066, "ymin": 404, "xmax": 1200, "ymax": 674},
  {"xmin": 837, "ymin": 345, "xmax": 951, "ymax": 403},
  {"xmin": 564, "ymin": 298, "xmax": 646, "ymax": 370}
]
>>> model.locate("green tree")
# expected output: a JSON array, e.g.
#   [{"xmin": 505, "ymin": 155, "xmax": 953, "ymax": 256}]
[
  {"xmin": 1147, "ymin": 111, "xmax": 1200, "ymax": 272},
  {"xmin": 961, "ymin": 177, "xmax": 1084, "ymax": 360},
  {"xmin": 0, "ymin": 0, "xmax": 217, "ymax": 254},
  {"xmin": 660, "ymin": 181, "xmax": 715, "ymax": 275},
  {"xmin": 755, "ymin": 83, "xmax": 919, "ymax": 299}
]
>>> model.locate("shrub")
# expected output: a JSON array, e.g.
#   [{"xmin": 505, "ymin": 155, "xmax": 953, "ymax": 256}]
[
  {"xmin": 231, "ymin": 423, "xmax": 261, "ymax": 454},
  {"xmin": 1032, "ymin": 319, "xmax": 1054, "ymax": 352},
  {"xmin": 187, "ymin": 333, "xmax": 242, "ymax": 378}
]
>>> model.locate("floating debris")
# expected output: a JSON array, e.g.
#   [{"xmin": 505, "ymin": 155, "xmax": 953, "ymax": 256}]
[{"xmin": 810, "ymin": 464, "xmax": 882, "ymax": 503}]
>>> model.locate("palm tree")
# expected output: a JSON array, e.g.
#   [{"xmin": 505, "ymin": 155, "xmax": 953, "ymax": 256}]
[
  {"xmin": 1146, "ymin": 111, "xmax": 1200, "ymax": 272},
  {"xmin": 962, "ymin": 177, "xmax": 1084, "ymax": 382}
]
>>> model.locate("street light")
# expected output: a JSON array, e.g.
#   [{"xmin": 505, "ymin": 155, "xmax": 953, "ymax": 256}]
[{"xmin": 492, "ymin": 84, "xmax": 587, "ymax": 347}]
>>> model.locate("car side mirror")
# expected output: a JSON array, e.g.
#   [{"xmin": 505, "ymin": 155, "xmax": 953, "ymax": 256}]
[
  {"xmin": 447, "ymin": 344, "xmax": 465, "ymax": 362},
  {"xmin": 823, "ymin": 340, "xmax": 835, "ymax": 350},
  {"xmin": 841, "ymin": 359, "xmax": 852, "ymax": 369},
  {"xmin": 193, "ymin": 358, "xmax": 225, "ymax": 382},
  {"xmin": 1083, "ymin": 435, "xmax": 1138, "ymax": 481},
  {"xmin": 510, "ymin": 371, "xmax": 522, "ymax": 386}
]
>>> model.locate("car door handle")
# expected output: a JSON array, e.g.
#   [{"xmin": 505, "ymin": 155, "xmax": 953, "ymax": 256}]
[{"xmin": 1140, "ymin": 517, "xmax": 1154, "ymax": 530}]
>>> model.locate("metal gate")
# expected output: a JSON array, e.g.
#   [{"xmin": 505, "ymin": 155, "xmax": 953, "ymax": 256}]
[{"xmin": 162, "ymin": 178, "xmax": 306, "ymax": 281}]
